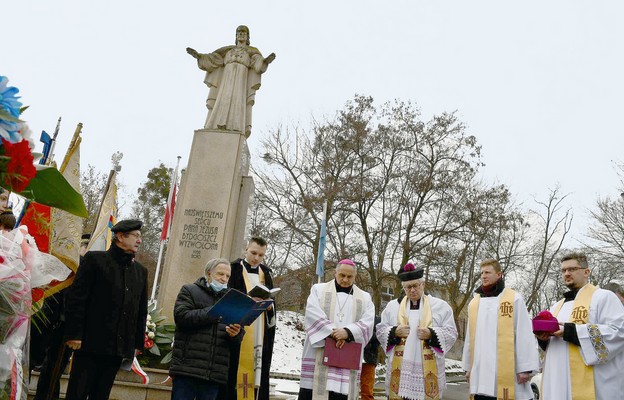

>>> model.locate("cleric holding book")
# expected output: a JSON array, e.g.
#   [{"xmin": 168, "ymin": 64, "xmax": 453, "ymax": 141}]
[
  {"xmin": 225, "ymin": 236, "xmax": 276, "ymax": 400},
  {"xmin": 169, "ymin": 258, "xmax": 243, "ymax": 400},
  {"xmin": 535, "ymin": 252, "xmax": 624, "ymax": 400},
  {"xmin": 298, "ymin": 259, "xmax": 375, "ymax": 400},
  {"xmin": 376, "ymin": 263, "xmax": 457, "ymax": 400}
]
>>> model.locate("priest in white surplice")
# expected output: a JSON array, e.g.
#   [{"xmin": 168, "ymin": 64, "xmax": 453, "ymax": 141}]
[
  {"xmin": 462, "ymin": 258, "xmax": 539, "ymax": 400},
  {"xmin": 377, "ymin": 263, "xmax": 457, "ymax": 400},
  {"xmin": 298, "ymin": 259, "xmax": 375, "ymax": 400},
  {"xmin": 535, "ymin": 252, "xmax": 624, "ymax": 400}
]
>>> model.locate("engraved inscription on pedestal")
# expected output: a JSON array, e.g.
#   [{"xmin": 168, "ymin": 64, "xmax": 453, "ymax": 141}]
[{"xmin": 180, "ymin": 208, "xmax": 225, "ymax": 259}]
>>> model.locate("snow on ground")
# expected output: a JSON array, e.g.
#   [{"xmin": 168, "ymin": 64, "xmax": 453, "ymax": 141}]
[
  {"xmin": 271, "ymin": 310, "xmax": 465, "ymax": 392},
  {"xmin": 272, "ymin": 310, "xmax": 307, "ymax": 375}
]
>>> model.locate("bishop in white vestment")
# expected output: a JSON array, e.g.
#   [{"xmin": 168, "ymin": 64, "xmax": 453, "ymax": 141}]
[{"xmin": 298, "ymin": 259, "xmax": 375, "ymax": 400}]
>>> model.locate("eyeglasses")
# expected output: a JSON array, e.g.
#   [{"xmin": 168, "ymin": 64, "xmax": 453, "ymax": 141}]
[
  {"xmin": 402, "ymin": 283, "xmax": 424, "ymax": 291},
  {"xmin": 560, "ymin": 267, "xmax": 585, "ymax": 274},
  {"xmin": 125, "ymin": 232, "xmax": 142, "ymax": 239}
]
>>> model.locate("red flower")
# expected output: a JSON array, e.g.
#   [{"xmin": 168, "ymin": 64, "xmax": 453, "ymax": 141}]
[
  {"xmin": 32, "ymin": 288, "xmax": 45, "ymax": 303},
  {"xmin": 1, "ymin": 138, "xmax": 36, "ymax": 192},
  {"xmin": 144, "ymin": 334, "xmax": 154, "ymax": 349}
]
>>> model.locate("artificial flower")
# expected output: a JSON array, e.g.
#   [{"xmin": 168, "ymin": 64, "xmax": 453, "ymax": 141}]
[
  {"xmin": 147, "ymin": 331, "xmax": 155, "ymax": 339},
  {"xmin": 17, "ymin": 122, "xmax": 34, "ymax": 150},
  {"xmin": 144, "ymin": 335, "xmax": 154, "ymax": 350},
  {"xmin": 1, "ymin": 138, "xmax": 36, "ymax": 192},
  {"xmin": 31, "ymin": 288, "xmax": 44, "ymax": 303},
  {"xmin": 0, "ymin": 76, "xmax": 22, "ymax": 143}
]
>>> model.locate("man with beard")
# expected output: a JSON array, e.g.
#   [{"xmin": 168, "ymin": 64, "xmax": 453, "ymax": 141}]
[{"xmin": 536, "ymin": 252, "xmax": 624, "ymax": 400}]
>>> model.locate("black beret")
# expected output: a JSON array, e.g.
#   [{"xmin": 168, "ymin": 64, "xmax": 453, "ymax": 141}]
[
  {"xmin": 398, "ymin": 263, "xmax": 424, "ymax": 282},
  {"xmin": 111, "ymin": 219, "xmax": 142, "ymax": 233}
]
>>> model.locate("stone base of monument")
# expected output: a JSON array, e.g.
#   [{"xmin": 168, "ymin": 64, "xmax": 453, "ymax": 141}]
[
  {"xmin": 27, "ymin": 368, "xmax": 292, "ymax": 399},
  {"xmin": 27, "ymin": 367, "xmax": 172, "ymax": 400}
]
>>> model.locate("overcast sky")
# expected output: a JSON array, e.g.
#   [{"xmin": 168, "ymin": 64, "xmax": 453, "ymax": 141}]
[{"xmin": 4, "ymin": 1, "xmax": 623, "ymax": 243}]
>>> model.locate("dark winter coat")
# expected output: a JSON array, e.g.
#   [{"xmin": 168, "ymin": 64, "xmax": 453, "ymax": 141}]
[
  {"xmin": 169, "ymin": 277, "xmax": 243, "ymax": 384},
  {"xmin": 363, "ymin": 315, "xmax": 381, "ymax": 364},
  {"xmin": 64, "ymin": 242, "xmax": 148, "ymax": 358}
]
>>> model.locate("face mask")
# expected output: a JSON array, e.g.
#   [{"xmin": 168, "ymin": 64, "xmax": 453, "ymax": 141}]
[{"xmin": 209, "ymin": 280, "xmax": 228, "ymax": 293}]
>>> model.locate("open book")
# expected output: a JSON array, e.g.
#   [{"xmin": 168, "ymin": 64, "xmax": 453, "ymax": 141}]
[
  {"xmin": 247, "ymin": 283, "xmax": 281, "ymax": 300},
  {"xmin": 207, "ymin": 288, "xmax": 273, "ymax": 326}
]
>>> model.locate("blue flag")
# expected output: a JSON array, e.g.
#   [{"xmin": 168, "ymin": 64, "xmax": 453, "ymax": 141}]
[
  {"xmin": 315, "ymin": 216, "xmax": 327, "ymax": 278},
  {"xmin": 40, "ymin": 130, "xmax": 52, "ymax": 164}
]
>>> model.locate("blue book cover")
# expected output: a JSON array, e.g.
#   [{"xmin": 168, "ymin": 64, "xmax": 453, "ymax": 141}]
[{"xmin": 207, "ymin": 288, "xmax": 274, "ymax": 326}]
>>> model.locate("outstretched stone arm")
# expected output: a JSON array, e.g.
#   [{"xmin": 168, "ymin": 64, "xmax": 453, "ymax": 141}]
[{"xmin": 186, "ymin": 47, "xmax": 200, "ymax": 59}]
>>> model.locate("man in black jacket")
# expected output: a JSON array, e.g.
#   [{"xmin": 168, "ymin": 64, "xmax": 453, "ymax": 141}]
[
  {"xmin": 169, "ymin": 258, "xmax": 243, "ymax": 400},
  {"xmin": 225, "ymin": 237, "xmax": 276, "ymax": 400},
  {"xmin": 64, "ymin": 220, "xmax": 148, "ymax": 400}
]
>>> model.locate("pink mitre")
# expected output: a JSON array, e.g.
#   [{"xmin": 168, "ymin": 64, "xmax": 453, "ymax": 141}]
[
  {"xmin": 337, "ymin": 259, "xmax": 355, "ymax": 267},
  {"xmin": 532, "ymin": 310, "xmax": 560, "ymax": 333}
]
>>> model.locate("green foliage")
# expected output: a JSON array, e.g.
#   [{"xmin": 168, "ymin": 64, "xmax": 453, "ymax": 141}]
[
  {"xmin": 132, "ymin": 163, "xmax": 173, "ymax": 259},
  {"xmin": 137, "ymin": 301, "xmax": 175, "ymax": 367},
  {"xmin": 15, "ymin": 164, "xmax": 88, "ymax": 217}
]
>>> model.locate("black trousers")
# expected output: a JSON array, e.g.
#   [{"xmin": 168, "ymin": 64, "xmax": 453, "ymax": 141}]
[
  {"xmin": 64, "ymin": 351, "xmax": 122, "ymax": 400},
  {"xmin": 33, "ymin": 323, "xmax": 71, "ymax": 400},
  {"xmin": 474, "ymin": 395, "xmax": 497, "ymax": 400},
  {"xmin": 298, "ymin": 388, "xmax": 347, "ymax": 400}
]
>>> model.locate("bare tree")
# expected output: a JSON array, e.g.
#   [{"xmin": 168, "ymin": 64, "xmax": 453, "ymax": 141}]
[
  {"xmin": 583, "ymin": 164, "xmax": 624, "ymax": 285},
  {"xmin": 519, "ymin": 187, "xmax": 573, "ymax": 314},
  {"xmin": 252, "ymin": 96, "xmax": 509, "ymax": 312},
  {"xmin": 588, "ymin": 196, "xmax": 624, "ymax": 264},
  {"xmin": 430, "ymin": 183, "xmax": 527, "ymax": 329},
  {"xmin": 80, "ymin": 164, "xmax": 108, "ymax": 233}
]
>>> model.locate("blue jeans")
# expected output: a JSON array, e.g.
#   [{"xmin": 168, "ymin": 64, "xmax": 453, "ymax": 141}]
[{"xmin": 171, "ymin": 375, "xmax": 220, "ymax": 400}]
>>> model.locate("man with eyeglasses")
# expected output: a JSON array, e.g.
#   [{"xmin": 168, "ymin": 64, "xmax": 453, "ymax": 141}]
[
  {"xmin": 63, "ymin": 219, "xmax": 148, "ymax": 400},
  {"xmin": 536, "ymin": 252, "xmax": 624, "ymax": 400},
  {"xmin": 462, "ymin": 258, "xmax": 539, "ymax": 400},
  {"xmin": 377, "ymin": 263, "xmax": 457, "ymax": 400}
]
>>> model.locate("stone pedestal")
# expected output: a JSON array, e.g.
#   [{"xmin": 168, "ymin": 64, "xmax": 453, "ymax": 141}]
[{"xmin": 157, "ymin": 129, "xmax": 253, "ymax": 319}]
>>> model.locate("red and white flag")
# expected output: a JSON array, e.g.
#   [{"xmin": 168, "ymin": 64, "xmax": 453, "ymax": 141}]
[
  {"xmin": 160, "ymin": 182, "xmax": 176, "ymax": 241},
  {"xmin": 160, "ymin": 157, "xmax": 180, "ymax": 241}
]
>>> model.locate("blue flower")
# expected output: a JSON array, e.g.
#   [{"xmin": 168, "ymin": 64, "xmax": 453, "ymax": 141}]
[
  {"xmin": 0, "ymin": 76, "xmax": 22, "ymax": 118},
  {"xmin": 0, "ymin": 76, "xmax": 23, "ymax": 143}
]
